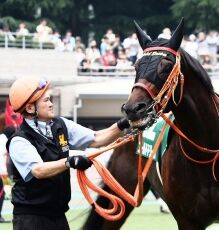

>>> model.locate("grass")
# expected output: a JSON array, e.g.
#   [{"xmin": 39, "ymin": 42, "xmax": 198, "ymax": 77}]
[
  {"xmin": 2, "ymin": 166, "xmax": 219, "ymax": 230},
  {"xmin": 0, "ymin": 203, "xmax": 177, "ymax": 230},
  {"xmin": 1, "ymin": 203, "xmax": 219, "ymax": 230},
  {"xmin": 66, "ymin": 203, "xmax": 178, "ymax": 230}
]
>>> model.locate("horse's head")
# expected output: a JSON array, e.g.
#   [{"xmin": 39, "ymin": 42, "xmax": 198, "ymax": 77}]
[{"xmin": 122, "ymin": 19, "xmax": 184, "ymax": 129}]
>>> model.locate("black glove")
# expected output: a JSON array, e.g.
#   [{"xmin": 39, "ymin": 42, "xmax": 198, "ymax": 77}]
[
  {"xmin": 117, "ymin": 117, "xmax": 130, "ymax": 131},
  {"xmin": 68, "ymin": 155, "xmax": 92, "ymax": 170}
]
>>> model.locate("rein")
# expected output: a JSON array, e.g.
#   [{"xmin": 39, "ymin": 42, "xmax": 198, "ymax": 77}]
[
  {"xmin": 0, "ymin": 175, "xmax": 6, "ymax": 199},
  {"xmin": 76, "ymin": 120, "xmax": 169, "ymax": 221},
  {"xmin": 133, "ymin": 46, "xmax": 219, "ymax": 181},
  {"xmin": 162, "ymin": 112, "xmax": 219, "ymax": 181}
]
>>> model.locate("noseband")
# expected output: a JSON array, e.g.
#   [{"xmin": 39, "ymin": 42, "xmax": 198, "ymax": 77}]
[{"xmin": 132, "ymin": 47, "xmax": 184, "ymax": 119}]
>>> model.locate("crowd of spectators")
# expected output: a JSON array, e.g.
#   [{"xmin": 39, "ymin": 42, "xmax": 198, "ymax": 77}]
[
  {"xmin": 78, "ymin": 28, "xmax": 219, "ymax": 73},
  {"xmin": 78, "ymin": 29, "xmax": 140, "ymax": 72},
  {"xmin": 182, "ymin": 31, "xmax": 219, "ymax": 69},
  {"xmin": 0, "ymin": 19, "xmax": 78, "ymax": 51},
  {"xmin": 1, "ymin": 19, "xmax": 219, "ymax": 72}
]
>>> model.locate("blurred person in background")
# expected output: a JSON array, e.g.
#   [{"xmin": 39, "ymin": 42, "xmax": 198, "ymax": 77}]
[
  {"xmin": 158, "ymin": 27, "xmax": 171, "ymax": 39},
  {"xmin": 0, "ymin": 126, "xmax": 16, "ymax": 223},
  {"xmin": 112, "ymin": 34, "xmax": 123, "ymax": 59},
  {"xmin": 7, "ymin": 77, "xmax": 130, "ymax": 230},
  {"xmin": 100, "ymin": 35, "xmax": 110, "ymax": 55},
  {"xmin": 75, "ymin": 46, "xmax": 86, "ymax": 66},
  {"xmin": 51, "ymin": 30, "xmax": 64, "ymax": 51},
  {"xmin": 116, "ymin": 49, "xmax": 132, "ymax": 68},
  {"xmin": 16, "ymin": 22, "xmax": 29, "ymax": 37},
  {"xmin": 74, "ymin": 36, "xmax": 86, "ymax": 51},
  {"xmin": 62, "ymin": 30, "xmax": 75, "ymax": 52},
  {"xmin": 3, "ymin": 25, "xmax": 15, "ymax": 42},
  {"xmin": 35, "ymin": 19, "xmax": 53, "ymax": 43},
  {"xmin": 105, "ymin": 28, "xmax": 116, "ymax": 44},
  {"xmin": 123, "ymin": 32, "xmax": 139, "ymax": 65},
  {"xmin": 80, "ymin": 53, "xmax": 92, "ymax": 72},
  {"xmin": 197, "ymin": 31, "xmax": 210, "ymax": 65},
  {"xmin": 183, "ymin": 34, "xmax": 198, "ymax": 59},
  {"xmin": 85, "ymin": 39, "xmax": 101, "ymax": 65},
  {"xmin": 206, "ymin": 30, "xmax": 218, "ymax": 66},
  {"xmin": 100, "ymin": 45, "xmax": 117, "ymax": 68}
]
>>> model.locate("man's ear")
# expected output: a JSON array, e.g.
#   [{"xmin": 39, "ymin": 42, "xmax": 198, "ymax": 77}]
[{"xmin": 25, "ymin": 103, "xmax": 35, "ymax": 114}]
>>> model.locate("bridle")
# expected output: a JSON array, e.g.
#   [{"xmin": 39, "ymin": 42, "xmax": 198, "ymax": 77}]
[
  {"xmin": 132, "ymin": 46, "xmax": 219, "ymax": 181},
  {"xmin": 132, "ymin": 46, "xmax": 184, "ymax": 123}
]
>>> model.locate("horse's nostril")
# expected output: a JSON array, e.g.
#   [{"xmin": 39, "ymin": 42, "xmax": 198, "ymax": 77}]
[{"xmin": 121, "ymin": 104, "xmax": 126, "ymax": 113}]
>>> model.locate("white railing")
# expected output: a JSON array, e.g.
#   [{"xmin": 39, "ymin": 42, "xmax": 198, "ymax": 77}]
[
  {"xmin": 0, "ymin": 32, "xmax": 55, "ymax": 49},
  {"xmin": 0, "ymin": 32, "xmax": 219, "ymax": 78},
  {"xmin": 77, "ymin": 65, "xmax": 219, "ymax": 78},
  {"xmin": 77, "ymin": 66, "xmax": 135, "ymax": 77}
]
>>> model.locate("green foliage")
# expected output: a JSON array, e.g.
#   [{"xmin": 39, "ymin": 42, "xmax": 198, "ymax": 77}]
[
  {"xmin": 171, "ymin": 0, "xmax": 219, "ymax": 32},
  {"xmin": 0, "ymin": 0, "xmax": 218, "ymax": 44},
  {"xmin": 0, "ymin": 16, "xmax": 17, "ymax": 30},
  {"xmin": 0, "ymin": 0, "xmax": 72, "ymax": 32},
  {"xmin": 89, "ymin": 0, "xmax": 175, "ymax": 41}
]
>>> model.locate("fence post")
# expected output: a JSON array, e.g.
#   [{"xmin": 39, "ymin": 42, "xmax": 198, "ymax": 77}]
[
  {"xmin": 5, "ymin": 33, "xmax": 8, "ymax": 48},
  {"xmin": 22, "ymin": 36, "xmax": 26, "ymax": 49}
]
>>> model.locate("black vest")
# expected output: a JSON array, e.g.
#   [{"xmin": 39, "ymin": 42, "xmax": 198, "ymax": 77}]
[{"xmin": 6, "ymin": 118, "xmax": 71, "ymax": 216}]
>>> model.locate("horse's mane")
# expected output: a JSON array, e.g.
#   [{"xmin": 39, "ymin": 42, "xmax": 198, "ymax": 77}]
[{"xmin": 179, "ymin": 49, "xmax": 214, "ymax": 94}]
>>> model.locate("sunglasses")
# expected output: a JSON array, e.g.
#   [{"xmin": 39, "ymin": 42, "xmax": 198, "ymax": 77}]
[{"xmin": 38, "ymin": 79, "xmax": 48, "ymax": 90}]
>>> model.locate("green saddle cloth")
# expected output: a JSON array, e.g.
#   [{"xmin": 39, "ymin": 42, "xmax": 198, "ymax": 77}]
[{"xmin": 136, "ymin": 115, "xmax": 173, "ymax": 161}]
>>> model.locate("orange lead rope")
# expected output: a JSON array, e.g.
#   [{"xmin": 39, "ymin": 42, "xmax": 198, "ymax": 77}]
[
  {"xmin": 161, "ymin": 111, "xmax": 219, "ymax": 181},
  {"xmin": 76, "ymin": 118, "xmax": 170, "ymax": 221}
]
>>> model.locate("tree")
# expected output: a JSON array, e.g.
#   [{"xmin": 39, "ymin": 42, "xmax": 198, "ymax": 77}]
[
  {"xmin": 0, "ymin": 0, "xmax": 176, "ymax": 45},
  {"xmin": 3, "ymin": 0, "xmax": 202, "ymax": 45},
  {"xmin": 0, "ymin": 0, "xmax": 75, "ymax": 32},
  {"xmin": 89, "ymin": 0, "xmax": 175, "ymax": 41},
  {"xmin": 171, "ymin": 0, "xmax": 219, "ymax": 32}
]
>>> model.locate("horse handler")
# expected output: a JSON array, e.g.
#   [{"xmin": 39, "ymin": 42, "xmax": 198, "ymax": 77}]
[{"xmin": 6, "ymin": 77, "xmax": 130, "ymax": 230}]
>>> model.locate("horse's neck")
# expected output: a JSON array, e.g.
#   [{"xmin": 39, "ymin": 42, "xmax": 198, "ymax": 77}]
[{"xmin": 172, "ymin": 78, "xmax": 218, "ymax": 149}]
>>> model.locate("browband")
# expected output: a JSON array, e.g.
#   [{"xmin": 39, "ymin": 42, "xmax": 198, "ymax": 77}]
[{"xmin": 144, "ymin": 47, "xmax": 178, "ymax": 56}]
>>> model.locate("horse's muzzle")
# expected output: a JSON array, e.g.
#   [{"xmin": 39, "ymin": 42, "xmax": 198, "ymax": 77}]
[
  {"xmin": 121, "ymin": 102, "xmax": 147, "ymax": 119},
  {"xmin": 121, "ymin": 102, "xmax": 156, "ymax": 129}
]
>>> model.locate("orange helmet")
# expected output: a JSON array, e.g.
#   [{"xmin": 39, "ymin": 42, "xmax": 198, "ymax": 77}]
[{"xmin": 9, "ymin": 77, "xmax": 50, "ymax": 113}]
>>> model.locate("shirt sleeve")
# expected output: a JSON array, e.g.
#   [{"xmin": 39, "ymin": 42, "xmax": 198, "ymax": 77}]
[
  {"xmin": 9, "ymin": 136, "xmax": 43, "ymax": 182},
  {"xmin": 61, "ymin": 117, "xmax": 95, "ymax": 150}
]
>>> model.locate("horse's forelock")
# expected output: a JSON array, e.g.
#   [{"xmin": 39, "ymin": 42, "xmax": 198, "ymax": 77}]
[
  {"xmin": 150, "ymin": 38, "xmax": 169, "ymax": 47},
  {"xmin": 135, "ymin": 39, "xmax": 175, "ymax": 87}
]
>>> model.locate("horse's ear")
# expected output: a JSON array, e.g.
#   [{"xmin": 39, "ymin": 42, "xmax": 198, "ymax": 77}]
[
  {"xmin": 134, "ymin": 20, "xmax": 152, "ymax": 50},
  {"xmin": 168, "ymin": 18, "xmax": 184, "ymax": 51}
]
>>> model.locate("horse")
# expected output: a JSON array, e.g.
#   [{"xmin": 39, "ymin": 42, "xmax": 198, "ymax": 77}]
[{"xmin": 82, "ymin": 18, "xmax": 219, "ymax": 230}]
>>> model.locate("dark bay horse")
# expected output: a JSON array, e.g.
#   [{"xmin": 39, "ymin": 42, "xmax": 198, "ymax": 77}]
[{"xmin": 83, "ymin": 19, "xmax": 219, "ymax": 230}]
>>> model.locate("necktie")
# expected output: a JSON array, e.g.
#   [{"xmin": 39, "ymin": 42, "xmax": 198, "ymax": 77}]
[{"xmin": 46, "ymin": 125, "xmax": 53, "ymax": 139}]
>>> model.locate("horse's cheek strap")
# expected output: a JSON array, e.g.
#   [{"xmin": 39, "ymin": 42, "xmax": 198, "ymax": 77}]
[{"xmin": 132, "ymin": 83, "xmax": 156, "ymax": 99}]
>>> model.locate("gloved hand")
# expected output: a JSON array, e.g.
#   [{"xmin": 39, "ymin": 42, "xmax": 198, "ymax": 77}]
[
  {"xmin": 68, "ymin": 155, "xmax": 92, "ymax": 170},
  {"xmin": 117, "ymin": 117, "xmax": 130, "ymax": 130}
]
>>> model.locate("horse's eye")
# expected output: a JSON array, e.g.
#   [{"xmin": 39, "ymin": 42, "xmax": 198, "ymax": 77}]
[
  {"xmin": 164, "ymin": 63, "xmax": 173, "ymax": 73},
  {"xmin": 159, "ymin": 60, "xmax": 173, "ymax": 74}
]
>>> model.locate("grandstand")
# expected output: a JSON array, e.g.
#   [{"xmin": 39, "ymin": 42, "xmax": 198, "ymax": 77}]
[{"xmin": 0, "ymin": 48, "xmax": 218, "ymax": 129}]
